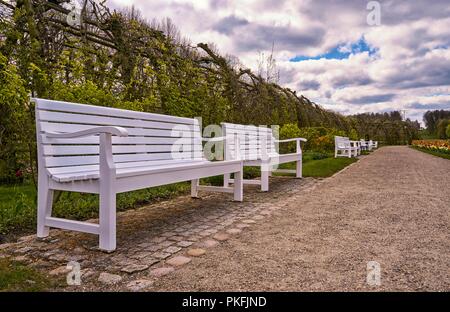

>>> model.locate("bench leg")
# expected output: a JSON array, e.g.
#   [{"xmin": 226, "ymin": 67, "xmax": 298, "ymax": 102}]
[
  {"xmin": 37, "ymin": 179, "xmax": 53, "ymax": 238},
  {"xmin": 233, "ymin": 170, "xmax": 243, "ymax": 202},
  {"xmin": 99, "ymin": 188, "xmax": 116, "ymax": 252},
  {"xmin": 261, "ymin": 165, "xmax": 269, "ymax": 192},
  {"xmin": 223, "ymin": 173, "xmax": 231, "ymax": 187},
  {"xmin": 296, "ymin": 157, "xmax": 302, "ymax": 178},
  {"xmin": 191, "ymin": 179, "xmax": 199, "ymax": 198}
]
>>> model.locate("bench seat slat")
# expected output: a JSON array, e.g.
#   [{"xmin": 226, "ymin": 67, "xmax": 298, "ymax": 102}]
[
  {"xmin": 49, "ymin": 159, "xmax": 214, "ymax": 182},
  {"xmin": 45, "ymin": 151, "xmax": 203, "ymax": 167},
  {"xmin": 46, "ymin": 159, "xmax": 206, "ymax": 175}
]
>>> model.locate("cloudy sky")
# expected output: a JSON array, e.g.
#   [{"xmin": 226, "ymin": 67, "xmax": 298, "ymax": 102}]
[{"xmin": 109, "ymin": 0, "xmax": 450, "ymax": 124}]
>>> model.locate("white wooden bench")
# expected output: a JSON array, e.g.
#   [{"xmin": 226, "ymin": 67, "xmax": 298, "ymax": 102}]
[
  {"xmin": 359, "ymin": 139, "xmax": 369, "ymax": 151},
  {"xmin": 221, "ymin": 123, "xmax": 306, "ymax": 192},
  {"xmin": 370, "ymin": 140, "xmax": 378, "ymax": 149},
  {"xmin": 33, "ymin": 98, "xmax": 243, "ymax": 251},
  {"xmin": 335, "ymin": 136, "xmax": 358, "ymax": 158},
  {"xmin": 360, "ymin": 139, "xmax": 377, "ymax": 151},
  {"xmin": 351, "ymin": 140, "xmax": 361, "ymax": 155}
]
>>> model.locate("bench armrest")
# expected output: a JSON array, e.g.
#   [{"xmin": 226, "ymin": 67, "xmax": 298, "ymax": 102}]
[
  {"xmin": 45, "ymin": 127, "xmax": 128, "ymax": 175},
  {"xmin": 44, "ymin": 126, "xmax": 129, "ymax": 138},
  {"xmin": 275, "ymin": 137, "xmax": 306, "ymax": 154},
  {"xmin": 275, "ymin": 137, "xmax": 307, "ymax": 143}
]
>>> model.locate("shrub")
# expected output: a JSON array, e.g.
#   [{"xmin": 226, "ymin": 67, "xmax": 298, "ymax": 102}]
[
  {"xmin": 279, "ymin": 125, "xmax": 348, "ymax": 153},
  {"xmin": 436, "ymin": 119, "xmax": 449, "ymax": 139}
]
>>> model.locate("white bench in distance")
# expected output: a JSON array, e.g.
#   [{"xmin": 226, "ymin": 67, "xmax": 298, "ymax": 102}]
[
  {"xmin": 359, "ymin": 139, "xmax": 369, "ymax": 151},
  {"xmin": 370, "ymin": 140, "xmax": 378, "ymax": 149},
  {"xmin": 33, "ymin": 98, "xmax": 243, "ymax": 251},
  {"xmin": 360, "ymin": 139, "xmax": 377, "ymax": 151},
  {"xmin": 350, "ymin": 140, "xmax": 361, "ymax": 155},
  {"xmin": 335, "ymin": 136, "xmax": 358, "ymax": 158},
  {"xmin": 222, "ymin": 122, "xmax": 306, "ymax": 192}
]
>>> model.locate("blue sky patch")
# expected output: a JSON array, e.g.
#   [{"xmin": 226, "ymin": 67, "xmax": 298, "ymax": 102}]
[{"xmin": 290, "ymin": 37, "xmax": 377, "ymax": 62}]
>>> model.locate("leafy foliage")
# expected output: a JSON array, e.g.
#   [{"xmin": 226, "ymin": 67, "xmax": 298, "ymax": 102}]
[
  {"xmin": 423, "ymin": 110, "xmax": 450, "ymax": 135},
  {"xmin": 0, "ymin": 0, "xmax": 419, "ymax": 184}
]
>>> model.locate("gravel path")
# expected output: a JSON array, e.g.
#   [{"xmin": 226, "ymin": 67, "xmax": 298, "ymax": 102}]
[{"xmin": 152, "ymin": 146, "xmax": 450, "ymax": 291}]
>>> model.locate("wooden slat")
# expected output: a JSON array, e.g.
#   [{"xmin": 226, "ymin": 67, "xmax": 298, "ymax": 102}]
[
  {"xmin": 43, "ymin": 144, "xmax": 202, "ymax": 156},
  {"xmin": 40, "ymin": 122, "xmax": 199, "ymax": 137},
  {"xmin": 50, "ymin": 159, "xmax": 210, "ymax": 182},
  {"xmin": 38, "ymin": 110, "xmax": 199, "ymax": 131},
  {"xmin": 223, "ymin": 123, "xmax": 274, "ymax": 132},
  {"xmin": 34, "ymin": 98, "xmax": 196, "ymax": 125},
  {"xmin": 45, "ymin": 217, "xmax": 99, "ymax": 234},
  {"xmin": 40, "ymin": 134, "xmax": 202, "ymax": 145},
  {"xmin": 196, "ymin": 185, "xmax": 234, "ymax": 193},
  {"xmin": 47, "ymin": 159, "xmax": 206, "ymax": 175},
  {"xmin": 45, "ymin": 151, "xmax": 201, "ymax": 167}
]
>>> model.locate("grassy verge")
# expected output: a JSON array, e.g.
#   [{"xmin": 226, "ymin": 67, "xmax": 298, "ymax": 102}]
[
  {"xmin": 276, "ymin": 154, "xmax": 357, "ymax": 178},
  {"xmin": 0, "ymin": 151, "xmax": 357, "ymax": 239},
  {"xmin": 410, "ymin": 146, "xmax": 450, "ymax": 160},
  {"xmin": 0, "ymin": 182, "xmax": 191, "ymax": 239},
  {"xmin": 0, "ymin": 258, "xmax": 54, "ymax": 291}
]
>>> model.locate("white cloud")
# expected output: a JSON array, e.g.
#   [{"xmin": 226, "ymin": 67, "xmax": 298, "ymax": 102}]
[{"xmin": 109, "ymin": 0, "xmax": 450, "ymax": 124}]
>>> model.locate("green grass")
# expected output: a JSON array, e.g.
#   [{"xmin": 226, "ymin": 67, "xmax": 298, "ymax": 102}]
[
  {"xmin": 0, "ymin": 182, "xmax": 191, "ymax": 236},
  {"xmin": 276, "ymin": 155, "xmax": 357, "ymax": 178},
  {"xmin": 303, "ymin": 157, "xmax": 357, "ymax": 177},
  {"xmin": 410, "ymin": 146, "xmax": 450, "ymax": 160},
  {"xmin": 0, "ymin": 184, "xmax": 37, "ymax": 236},
  {"xmin": 0, "ymin": 258, "xmax": 54, "ymax": 291},
  {"xmin": 0, "ymin": 151, "xmax": 357, "ymax": 238}
]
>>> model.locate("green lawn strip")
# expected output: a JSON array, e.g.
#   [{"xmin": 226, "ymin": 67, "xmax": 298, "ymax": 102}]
[
  {"xmin": 0, "ymin": 182, "xmax": 190, "ymax": 237},
  {"xmin": 0, "ymin": 258, "xmax": 56, "ymax": 291},
  {"xmin": 410, "ymin": 146, "xmax": 450, "ymax": 160},
  {"xmin": 275, "ymin": 156, "xmax": 357, "ymax": 178}
]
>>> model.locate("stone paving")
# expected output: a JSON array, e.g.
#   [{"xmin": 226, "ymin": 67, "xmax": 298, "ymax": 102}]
[{"xmin": 0, "ymin": 176, "xmax": 320, "ymax": 291}]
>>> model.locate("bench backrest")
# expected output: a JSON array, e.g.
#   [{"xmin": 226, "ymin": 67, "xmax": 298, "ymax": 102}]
[
  {"xmin": 335, "ymin": 136, "xmax": 351, "ymax": 148},
  {"xmin": 33, "ymin": 98, "xmax": 203, "ymax": 175},
  {"xmin": 222, "ymin": 122, "xmax": 277, "ymax": 160}
]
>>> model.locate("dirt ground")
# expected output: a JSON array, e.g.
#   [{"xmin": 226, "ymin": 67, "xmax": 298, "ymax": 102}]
[{"xmin": 151, "ymin": 146, "xmax": 450, "ymax": 291}]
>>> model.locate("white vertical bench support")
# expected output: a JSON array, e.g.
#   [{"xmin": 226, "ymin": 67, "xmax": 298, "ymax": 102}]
[
  {"xmin": 37, "ymin": 175, "xmax": 54, "ymax": 237},
  {"xmin": 36, "ymin": 108, "xmax": 53, "ymax": 238},
  {"xmin": 296, "ymin": 139, "xmax": 302, "ymax": 178},
  {"xmin": 223, "ymin": 173, "xmax": 231, "ymax": 188},
  {"xmin": 261, "ymin": 164, "xmax": 270, "ymax": 192},
  {"xmin": 260, "ymin": 135, "xmax": 270, "ymax": 192},
  {"xmin": 99, "ymin": 133, "xmax": 116, "ymax": 251},
  {"xmin": 233, "ymin": 166, "xmax": 243, "ymax": 201},
  {"xmin": 191, "ymin": 179, "xmax": 199, "ymax": 197}
]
